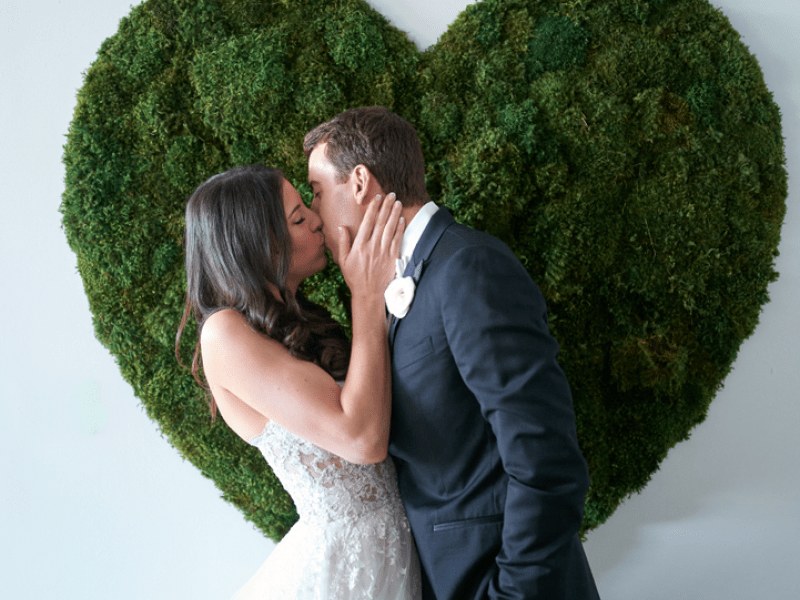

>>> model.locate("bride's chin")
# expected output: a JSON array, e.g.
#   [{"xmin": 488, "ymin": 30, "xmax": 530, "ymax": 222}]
[{"xmin": 314, "ymin": 253, "xmax": 329, "ymax": 273}]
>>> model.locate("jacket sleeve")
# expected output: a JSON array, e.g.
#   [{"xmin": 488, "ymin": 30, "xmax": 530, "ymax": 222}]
[{"xmin": 438, "ymin": 243, "xmax": 591, "ymax": 599}]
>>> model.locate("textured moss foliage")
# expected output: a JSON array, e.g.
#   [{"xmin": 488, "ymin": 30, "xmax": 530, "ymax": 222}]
[{"xmin": 61, "ymin": 0, "xmax": 786, "ymax": 539}]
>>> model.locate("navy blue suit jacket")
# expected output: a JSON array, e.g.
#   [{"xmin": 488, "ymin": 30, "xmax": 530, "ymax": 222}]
[{"xmin": 388, "ymin": 208, "xmax": 599, "ymax": 600}]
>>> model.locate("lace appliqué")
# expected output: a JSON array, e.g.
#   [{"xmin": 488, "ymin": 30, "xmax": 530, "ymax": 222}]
[
  {"xmin": 234, "ymin": 421, "xmax": 420, "ymax": 600},
  {"xmin": 252, "ymin": 422, "xmax": 401, "ymax": 524}
]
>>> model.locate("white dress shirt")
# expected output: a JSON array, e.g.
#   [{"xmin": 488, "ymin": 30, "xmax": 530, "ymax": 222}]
[
  {"xmin": 400, "ymin": 201, "xmax": 439, "ymax": 272},
  {"xmin": 385, "ymin": 201, "xmax": 439, "ymax": 326}
]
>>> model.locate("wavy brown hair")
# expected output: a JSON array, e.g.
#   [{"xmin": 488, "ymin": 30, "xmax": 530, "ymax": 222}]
[{"xmin": 176, "ymin": 165, "xmax": 350, "ymax": 418}]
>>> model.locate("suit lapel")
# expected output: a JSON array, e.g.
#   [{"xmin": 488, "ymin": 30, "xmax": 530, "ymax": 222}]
[{"xmin": 389, "ymin": 208, "xmax": 456, "ymax": 345}]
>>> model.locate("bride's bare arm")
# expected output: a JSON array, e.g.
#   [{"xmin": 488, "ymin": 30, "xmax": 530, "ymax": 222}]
[{"xmin": 201, "ymin": 194, "xmax": 403, "ymax": 464}]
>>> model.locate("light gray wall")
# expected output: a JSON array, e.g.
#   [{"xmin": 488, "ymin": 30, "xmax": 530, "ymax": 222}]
[{"xmin": 1, "ymin": 0, "xmax": 797, "ymax": 598}]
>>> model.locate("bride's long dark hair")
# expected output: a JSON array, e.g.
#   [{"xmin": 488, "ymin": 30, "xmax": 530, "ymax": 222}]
[{"xmin": 176, "ymin": 165, "xmax": 350, "ymax": 418}]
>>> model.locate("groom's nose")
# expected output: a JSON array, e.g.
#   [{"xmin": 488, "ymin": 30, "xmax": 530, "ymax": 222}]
[{"xmin": 311, "ymin": 209, "xmax": 323, "ymax": 232}]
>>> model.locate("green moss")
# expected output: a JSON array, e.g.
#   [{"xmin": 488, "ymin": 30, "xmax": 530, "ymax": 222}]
[
  {"xmin": 324, "ymin": 5, "xmax": 388, "ymax": 72},
  {"xmin": 526, "ymin": 16, "xmax": 590, "ymax": 77},
  {"xmin": 62, "ymin": 0, "xmax": 786, "ymax": 540}
]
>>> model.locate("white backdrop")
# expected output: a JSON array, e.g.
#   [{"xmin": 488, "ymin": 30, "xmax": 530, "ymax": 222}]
[{"xmin": 1, "ymin": 1, "xmax": 797, "ymax": 598}]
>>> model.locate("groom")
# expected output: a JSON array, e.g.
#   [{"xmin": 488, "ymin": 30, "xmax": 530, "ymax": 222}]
[{"xmin": 305, "ymin": 106, "xmax": 599, "ymax": 600}]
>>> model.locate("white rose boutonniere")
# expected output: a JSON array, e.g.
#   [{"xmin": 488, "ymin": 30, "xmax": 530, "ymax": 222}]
[{"xmin": 384, "ymin": 258, "xmax": 416, "ymax": 319}]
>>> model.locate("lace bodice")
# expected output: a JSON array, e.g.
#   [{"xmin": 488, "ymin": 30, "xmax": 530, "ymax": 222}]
[{"xmin": 250, "ymin": 421, "xmax": 404, "ymax": 525}]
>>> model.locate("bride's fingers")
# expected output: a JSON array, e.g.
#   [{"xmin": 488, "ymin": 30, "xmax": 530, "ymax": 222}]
[
  {"xmin": 364, "ymin": 192, "xmax": 395, "ymax": 252},
  {"xmin": 374, "ymin": 192, "xmax": 396, "ymax": 235},
  {"xmin": 389, "ymin": 213, "xmax": 405, "ymax": 260},
  {"xmin": 381, "ymin": 199, "xmax": 403, "ymax": 253},
  {"xmin": 352, "ymin": 193, "xmax": 383, "ymax": 247},
  {"xmin": 334, "ymin": 224, "xmax": 352, "ymax": 265}
]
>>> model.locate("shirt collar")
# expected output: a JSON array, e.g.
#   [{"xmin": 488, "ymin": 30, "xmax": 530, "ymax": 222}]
[{"xmin": 401, "ymin": 201, "xmax": 439, "ymax": 263}]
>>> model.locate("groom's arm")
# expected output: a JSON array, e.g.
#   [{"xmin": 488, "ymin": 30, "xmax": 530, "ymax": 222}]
[{"xmin": 439, "ymin": 243, "xmax": 591, "ymax": 600}]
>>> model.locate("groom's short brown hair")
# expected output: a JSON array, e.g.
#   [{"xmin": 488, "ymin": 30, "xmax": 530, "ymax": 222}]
[{"xmin": 303, "ymin": 106, "xmax": 429, "ymax": 207}]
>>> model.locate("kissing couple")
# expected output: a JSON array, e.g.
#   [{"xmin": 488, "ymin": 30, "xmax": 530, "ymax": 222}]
[{"xmin": 178, "ymin": 106, "xmax": 600, "ymax": 600}]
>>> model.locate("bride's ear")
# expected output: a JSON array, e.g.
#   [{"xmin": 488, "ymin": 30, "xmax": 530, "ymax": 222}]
[{"xmin": 352, "ymin": 165, "xmax": 383, "ymax": 205}]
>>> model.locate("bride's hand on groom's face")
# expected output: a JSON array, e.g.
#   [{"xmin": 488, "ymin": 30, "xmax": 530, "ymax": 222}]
[{"xmin": 337, "ymin": 192, "xmax": 404, "ymax": 299}]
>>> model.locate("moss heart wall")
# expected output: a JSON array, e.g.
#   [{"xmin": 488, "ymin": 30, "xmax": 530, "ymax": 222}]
[{"xmin": 60, "ymin": 0, "xmax": 786, "ymax": 540}]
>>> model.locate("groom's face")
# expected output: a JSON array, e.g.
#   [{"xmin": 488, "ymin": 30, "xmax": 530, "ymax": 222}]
[{"xmin": 308, "ymin": 142, "xmax": 366, "ymax": 264}]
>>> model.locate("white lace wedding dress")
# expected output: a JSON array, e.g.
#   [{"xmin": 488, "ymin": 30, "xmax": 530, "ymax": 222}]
[{"xmin": 232, "ymin": 419, "xmax": 421, "ymax": 600}]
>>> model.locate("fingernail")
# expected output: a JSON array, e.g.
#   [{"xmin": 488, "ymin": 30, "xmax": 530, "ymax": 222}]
[{"xmin": 399, "ymin": 217, "xmax": 405, "ymax": 224}]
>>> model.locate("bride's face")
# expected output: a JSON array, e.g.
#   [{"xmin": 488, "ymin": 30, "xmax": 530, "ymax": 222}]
[{"xmin": 282, "ymin": 178, "xmax": 327, "ymax": 292}]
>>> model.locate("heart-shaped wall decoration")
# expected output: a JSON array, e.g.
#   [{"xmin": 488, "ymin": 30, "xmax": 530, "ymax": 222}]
[{"xmin": 61, "ymin": 0, "xmax": 786, "ymax": 539}]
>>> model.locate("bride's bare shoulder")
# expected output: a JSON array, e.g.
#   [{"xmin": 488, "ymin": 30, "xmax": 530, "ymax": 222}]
[
  {"xmin": 201, "ymin": 308, "xmax": 246, "ymax": 341},
  {"xmin": 200, "ymin": 309, "xmax": 285, "ymax": 361}
]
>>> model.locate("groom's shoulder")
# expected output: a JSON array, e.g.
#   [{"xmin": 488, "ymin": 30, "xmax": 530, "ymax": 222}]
[
  {"xmin": 422, "ymin": 221, "xmax": 531, "ymax": 292},
  {"xmin": 437, "ymin": 218, "xmax": 514, "ymax": 258}
]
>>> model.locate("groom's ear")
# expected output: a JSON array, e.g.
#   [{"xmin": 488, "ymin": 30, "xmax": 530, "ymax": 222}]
[{"xmin": 352, "ymin": 165, "xmax": 381, "ymax": 205}]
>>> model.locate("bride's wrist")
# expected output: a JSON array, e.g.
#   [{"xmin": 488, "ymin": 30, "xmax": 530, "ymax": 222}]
[
  {"xmin": 351, "ymin": 291, "xmax": 385, "ymax": 310},
  {"xmin": 351, "ymin": 293, "xmax": 388, "ymax": 327}
]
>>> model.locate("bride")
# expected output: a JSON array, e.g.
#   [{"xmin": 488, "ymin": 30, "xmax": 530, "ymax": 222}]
[{"xmin": 177, "ymin": 165, "xmax": 421, "ymax": 599}]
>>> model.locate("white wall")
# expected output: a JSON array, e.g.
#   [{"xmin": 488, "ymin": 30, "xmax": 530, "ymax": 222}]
[{"xmin": 1, "ymin": 0, "xmax": 797, "ymax": 598}]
